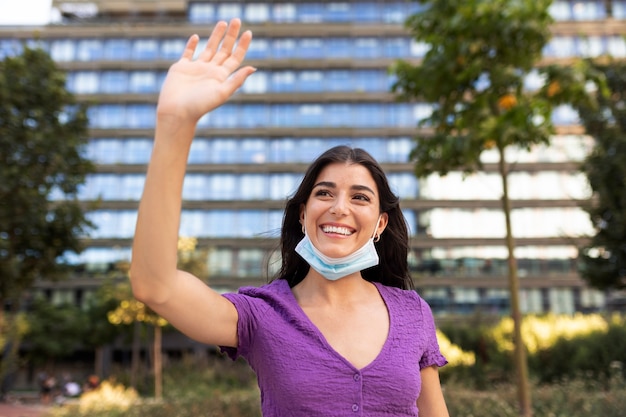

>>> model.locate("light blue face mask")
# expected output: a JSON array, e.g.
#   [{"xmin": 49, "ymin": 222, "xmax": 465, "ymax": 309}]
[{"xmin": 295, "ymin": 217, "xmax": 381, "ymax": 281}]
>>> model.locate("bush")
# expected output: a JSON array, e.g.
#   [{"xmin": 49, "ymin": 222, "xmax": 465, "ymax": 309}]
[{"xmin": 41, "ymin": 351, "xmax": 626, "ymax": 417}]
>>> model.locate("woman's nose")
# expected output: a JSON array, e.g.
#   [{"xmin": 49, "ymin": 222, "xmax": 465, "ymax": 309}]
[{"xmin": 329, "ymin": 196, "xmax": 349, "ymax": 216}]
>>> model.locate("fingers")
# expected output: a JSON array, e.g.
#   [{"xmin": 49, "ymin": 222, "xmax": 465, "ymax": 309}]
[
  {"xmin": 198, "ymin": 20, "xmax": 228, "ymax": 61},
  {"xmin": 198, "ymin": 18, "xmax": 243, "ymax": 64},
  {"xmin": 222, "ymin": 30, "xmax": 253, "ymax": 73},
  {"xmin": 222, "ymin": 66, "xmax": 257, "ymax": 97},
  {"xmin": 180, "ymin": 34, "xmax": 199, "ymax": 60}
]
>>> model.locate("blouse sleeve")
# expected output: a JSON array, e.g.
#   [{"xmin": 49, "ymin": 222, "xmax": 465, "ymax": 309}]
[
  {"xmin": 417, "ymin": 296, "xmax": 448, "ymax": 369},
  {"xmin": 219, "ymin": 291, "xmax": 261, "ymax": 360}
]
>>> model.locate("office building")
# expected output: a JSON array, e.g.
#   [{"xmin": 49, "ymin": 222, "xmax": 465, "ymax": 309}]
[{"xmin": 2, "ymin": 0, "xmax": 625, "ymax": 318}]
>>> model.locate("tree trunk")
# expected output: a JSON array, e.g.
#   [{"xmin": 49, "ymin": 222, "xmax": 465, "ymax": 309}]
[
  {"xmin": 94, "ymin": 346, "xmax": 103, "ymax": 377},
  {"xmin": 153, "ymin": 325, "xmax": 162, "ymax": 400},
  {"xmin": 130, "ymin": 320, "xmax": 141, "ymax": 389},
  {"xmin": 498, "ymin": 145, "xmax": 532, "ymax": 417}
]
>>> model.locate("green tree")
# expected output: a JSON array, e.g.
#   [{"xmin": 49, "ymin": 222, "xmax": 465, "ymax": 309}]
[
  {"xmin": 24, "ymin": 298, "xmax": 89, "ymax": 366},
  {"xmin": 576, "ymin": 61, "xmax": 626, "ymax": 291},
  {"xmin": 391, "ymin": 1, "xmax": 602, "ymax": 416},
  {"xmin": 0, "ymin": 45, "xmax": 94, "ymax": 390}
]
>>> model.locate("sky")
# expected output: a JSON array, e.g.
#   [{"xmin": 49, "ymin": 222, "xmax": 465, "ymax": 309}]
[{"xmin": 0, "ymin": 0, "xmax": 52, "ymax": 26}]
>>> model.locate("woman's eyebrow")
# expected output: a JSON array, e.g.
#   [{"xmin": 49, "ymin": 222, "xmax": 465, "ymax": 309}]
[
  {"xmin": 313, "ymin": 181, "xmax": 336, "ymax": 189},
  {"xmin": 351, "ymin": 184, "xmax": 376, "ymax": 195},
  {"xmin": 313, "ymin": 181, "xmax": 375, "ymax": 195}
]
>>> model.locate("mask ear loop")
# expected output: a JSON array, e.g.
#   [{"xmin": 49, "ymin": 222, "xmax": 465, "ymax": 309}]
[{"xmin": 372, "ymin": 215, "xmax": 382, "ymax": 242}]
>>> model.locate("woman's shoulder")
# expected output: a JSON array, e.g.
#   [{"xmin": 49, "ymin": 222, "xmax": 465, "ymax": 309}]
[
  {"xmin": 374, "ymin": 281, "xmax": 421, "ymax": 301},
  {"xmin": 224, "ymin": 279, "xmax": 296, "ymax": 314},
  {"xmin": 233, "ymin": 278, "xmax": 290, "ymax": 299},
  {"xmin": 374, "ymin": 282, "xmax": 434, "ymax": 315}
]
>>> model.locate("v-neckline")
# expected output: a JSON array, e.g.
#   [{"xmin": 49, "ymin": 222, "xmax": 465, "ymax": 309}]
[{"xmin": 286, "ymin": 281, "xmax": 393, "ymax": 372}]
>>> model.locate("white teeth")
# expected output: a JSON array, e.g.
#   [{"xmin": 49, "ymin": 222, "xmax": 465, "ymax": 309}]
[{"xmin": 322, "ymin": 225, "xmax": 353, "ymax": 235}]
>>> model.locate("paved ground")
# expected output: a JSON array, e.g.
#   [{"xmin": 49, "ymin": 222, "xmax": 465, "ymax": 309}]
[{"xmin": 0, "ymin": 403, "xmax": 50, "ymax": 417}]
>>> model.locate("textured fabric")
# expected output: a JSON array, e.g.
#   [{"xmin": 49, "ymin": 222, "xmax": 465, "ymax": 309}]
[{"xmin": 220, "ymin": 279, "xmax": 447, "ymax": 417}]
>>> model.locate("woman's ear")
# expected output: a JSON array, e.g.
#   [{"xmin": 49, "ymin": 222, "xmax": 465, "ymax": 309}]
[
  {"xmin": 299, "ymin": 204, "xmax": 306, "ymax": 224},
  {"xmin": 377, "ymin": 213, "xmax": 389, "ymax": 236}
]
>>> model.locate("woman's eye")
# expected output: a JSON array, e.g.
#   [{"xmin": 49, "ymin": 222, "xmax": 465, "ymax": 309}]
[
  {"xmin": 315, "ymin": 189, "xmax": 331, "ymax": 197},
  {"xmin": 354, "ymin": 194, "xmax": 370, "ymax": 202}
]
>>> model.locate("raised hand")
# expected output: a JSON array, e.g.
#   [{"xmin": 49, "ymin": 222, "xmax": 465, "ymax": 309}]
[{"xmin": 156, "ymin": 18, "xmax": 255, "ymax": 124}]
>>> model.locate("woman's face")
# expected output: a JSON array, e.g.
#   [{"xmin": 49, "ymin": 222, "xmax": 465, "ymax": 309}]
[{"xmin": 300, "ymin": 162, "xmax": 388, "ymax": 259}]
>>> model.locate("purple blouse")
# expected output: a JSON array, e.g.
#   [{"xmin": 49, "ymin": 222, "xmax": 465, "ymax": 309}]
[{"xmin": 221, "ymin": 279, "xmax": 447, "ymax": 417}]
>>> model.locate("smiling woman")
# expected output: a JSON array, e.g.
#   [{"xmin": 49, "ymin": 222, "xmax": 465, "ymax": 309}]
[{"xmin": 129, "ymin": 18, "xmax": 450, "ymax": 417}]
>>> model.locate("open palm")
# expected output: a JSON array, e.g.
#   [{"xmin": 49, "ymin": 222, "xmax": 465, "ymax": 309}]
[{"xmin": 156, "ymin": 18, "xmax": 255, "ymax": 123}]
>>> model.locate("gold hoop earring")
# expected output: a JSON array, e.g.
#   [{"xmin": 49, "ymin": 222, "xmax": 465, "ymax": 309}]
[{"xmin": 374, "ymin": 234, "xmax": 380, "ymax": 243}]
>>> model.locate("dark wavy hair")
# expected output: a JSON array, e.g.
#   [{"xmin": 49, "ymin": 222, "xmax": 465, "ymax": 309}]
[{"xmin": 272, "ymin": 145, "xmax": 413, "ymax": 290}]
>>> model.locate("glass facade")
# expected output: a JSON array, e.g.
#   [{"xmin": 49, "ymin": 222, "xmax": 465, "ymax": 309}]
[{"xmin": 3, "ymin": 0, "xmax": 621, "ymax": 315}]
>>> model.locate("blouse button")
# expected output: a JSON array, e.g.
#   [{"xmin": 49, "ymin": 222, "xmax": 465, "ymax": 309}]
[
  {"xmin": 353, "ymin": 373, "xmax": 361, "ymax": 381},
  {"xmin": 352, "ymin": 404, "xmax": 359, "ymax": 412}
]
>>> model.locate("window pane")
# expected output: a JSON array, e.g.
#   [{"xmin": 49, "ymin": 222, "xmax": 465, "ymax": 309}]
[
  {"xmin": 353, "ymin": 38, "xmax": 380, "ymax": 58},
  {"xmin": 326, "ymin": 70, "xmax": 352, "ymax": 91},
  {"xmin": 211, "ymin": 139, "xmax": 238, "ymax": 163},
  {"xmin": 103, "ymin": 39, "xmax": 131, "ymax": 60},
  {"xmin": 298, "ymin": 70, "xmax": 324, "ymax": 92},
  {"xmin": 325, "ymin": 38, "xmax": 352, "ymax": 58},
  {"xmin": 240, "ymin": 138, "xmax": 268, "ymax": 163},
  {"xmin": 246, "ymin": 38, "xmax": 269, "ymax": 60},
  {"xmin": 76, "ymin": 39, "xmax": 102, "ymax": 61},
  {"xmin": 269, "ymin": 138, "xmax": 297, "ymax": 163},
  {"xmin": 133, "ymin": 39, "xmax": 159, "ymax": 60},
  {"xmin": 71, "ymin": 71, "xmax": 99, "ymax": 94},
  {"xmin": 269, "ymin": 173, "xmax": 300, "ymax": 200},
  {"xmin": 237, "ymin": 249, "xmax": 264, "ymax": 277},
  {"xmin": 237, "ymin": 211, "xmax": 268, "ymax": 238},
  {"xmin": 245, "ymin": 3, "xmax": 270, "ymax": 23},
  {"xmin": 209, "ymin": 174, "xmax": 237, "ymax": 200},
  {"xmin": 101, "ymin": 71, "xmax": 128, "ymax": 93},
  {"xmin": 123, "ymin": 138, "xmax": 153, "ymax": 164},
  {"xmin": 87, "ymin": 138, "xmax": 122, "ymax": 164},
  {"xmin": 129, "ymin": 71, "xmax": 158, "ymax": 93},
  {"xmin": 126, "ymin": 104, "xmax": 155, "ymax": 128},
  {"xmin": 120, "ymin": 174, "xmax": 145, "ymax": 200},
  {"xmin": 271, "ymin": 71, "xmax": 296, "ymax": 92},
  {"xmin": 273, "ymin": 3, "xmax": 296, "ymax": 22},
  {"xmin": 183, "ymin": 174, "xmax": 209, "ymax": 200},
  {"xmin": 208, "ymin": 248, "xmax": 233, "ymax": 276},
  {"xmin": 188, "ymin": 3, "xmax": 214, "ymax": 23},
  {"xmin": 325, "ymin": 2, "xmax": 351, "ymax": 22},
  {"xmin": 188, "ymin": 138, "xmax": 211, "ymax": 164},
  {"xmin": 355, "ymin": 2, "xmax": 379, "ymax": 22},
  {"xmin": 161, "ymin": 38, "xmax": 186, "ymax": 60},
  {"xmin": 208, "ymin": 210, "xmax": 235, "ymax": 237},
  {"xmin": 240, "ymin": 174, "xmax": 267, "ymax": 200},
  {"xmin": 273, "ymin": 39, "xmax": 296, "ymax": 59},
  {"xmin": 298, "ymin": 3, "xmax": 324, "ymax": 22},
  {"xmin": 217, "ymin": 4, "xmax": 242, "ymax": 20},
  {"xmin": 50, "ymin": 39, "xmax": 75, "ymax": 61}
]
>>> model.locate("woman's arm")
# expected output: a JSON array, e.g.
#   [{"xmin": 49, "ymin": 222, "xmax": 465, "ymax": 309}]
[
  {"xmin": 129, "ymin": 19, "xmax": 256, "ymax": 347},
  {"xmin": 417, "ymin": 366, "xmax": 450, "ymax": 417}
]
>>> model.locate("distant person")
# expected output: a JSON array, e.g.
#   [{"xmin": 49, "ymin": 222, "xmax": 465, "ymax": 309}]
[
  {"xmin": 83, "ymin": 374, "xmax": 100, "ymax": 393},
  {"xmin": 130, "ymin": 18, "xmax": 450, "ymax": 416},
  {"xmin": 38, "ymin": 372, "xmax": 55, "ymax": 405}
]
